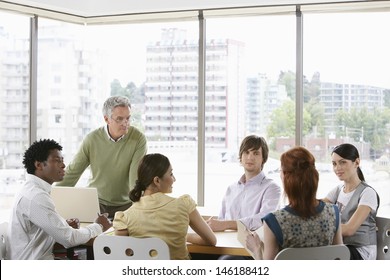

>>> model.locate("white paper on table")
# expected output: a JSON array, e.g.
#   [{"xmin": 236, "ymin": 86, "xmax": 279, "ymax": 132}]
[{"xmin": 236, "ymin": 220, "xmax": 264, "ymax": 259}]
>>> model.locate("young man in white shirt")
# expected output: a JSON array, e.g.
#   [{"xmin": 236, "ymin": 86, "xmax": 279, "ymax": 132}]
[{"xmin": 206, "ymin": 135, "xmax": 281, "ymax": 260}]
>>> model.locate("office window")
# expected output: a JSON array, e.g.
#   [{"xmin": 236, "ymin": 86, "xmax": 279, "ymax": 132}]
[
  {"xmin": 36, "ymin": 19, "xmax": 200, "ymax": 199},
  {"xmin": 204, "ymin": 15, "xmax": 295, "ymax": 214},
  {"xmin": 303, "ymin": 12, "xmax": 390, "ymax": 217},
  {"xmin": 1, "ymin": 5, "xmax": 388, "ymax": 221},
  {"xmin": 90, "ymin": 23, "xmax": 199, "ymax": 199},
  {"xmin": 36, "ymin": 19, "xmax": 105, "ymax": 163},
  {"xmin": 0, "ymin": 11, "xmax": 30, "ymax": 221}
]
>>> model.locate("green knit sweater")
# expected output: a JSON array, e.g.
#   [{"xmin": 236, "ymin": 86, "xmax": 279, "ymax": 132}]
[{"xmin": 56, "ymin": 126, "xmax": 147, "ymax": 206}]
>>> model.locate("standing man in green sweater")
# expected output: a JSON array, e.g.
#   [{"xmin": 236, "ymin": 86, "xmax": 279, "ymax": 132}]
[{"xmin": 56, "ymin": 96, "xmax": 147, "ymax": 219}]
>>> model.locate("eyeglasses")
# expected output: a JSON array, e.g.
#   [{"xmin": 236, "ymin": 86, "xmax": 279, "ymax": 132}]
[{"xmin": 111, "ymin": 115, "xmax": 131, "ymax": 124}]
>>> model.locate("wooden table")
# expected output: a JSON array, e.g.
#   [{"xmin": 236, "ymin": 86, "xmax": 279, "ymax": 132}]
[
  {"xmin": 66, "ymin": 225, "xmax": 250, "ymax": 258},
  {"xmin": 187, "ymin": 230, "xmax": 250, "ymax": 256}
]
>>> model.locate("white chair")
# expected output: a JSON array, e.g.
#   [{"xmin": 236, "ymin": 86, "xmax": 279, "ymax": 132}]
[
  {"xmin": 275, "ymin": 244, "xmax": 350, "ymax": 260},
  {"xmin": 376, "ymin": 216, "xmax": 390, "ymax": 260},
  {"xmin": 0, "ymin": 222, "xmax": 8, "ymax": 260},
  {"xmin": 93, "ymin": 235, "xmax": 170, "ymax": 260}
]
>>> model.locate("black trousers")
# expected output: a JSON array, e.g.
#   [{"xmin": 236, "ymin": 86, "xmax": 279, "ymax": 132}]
[
  {"xmin": 99, "ymin": 201, "xmax": 133, "ymax": 220},
  {"xmin": 346, "ymin": 245, "xmax": 363, "ymax": 260}
]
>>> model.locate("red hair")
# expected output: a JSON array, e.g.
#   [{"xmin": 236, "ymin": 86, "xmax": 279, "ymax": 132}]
[{"xmin": 280, "ymin": 146, "xmax": 319, "ymax": 218}]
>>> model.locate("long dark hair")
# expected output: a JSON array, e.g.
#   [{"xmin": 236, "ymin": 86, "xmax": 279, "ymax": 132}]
[
  {"xmin": 129, "ymin": 153, "xmax": 171, "ymax": 202},
  {"xmin": 332, "ymin": 143, "xmax": 365, "ymax": 181},
  {"xmin": 281, "ymin": 146, "xmax": 319, "ymax": 218}
]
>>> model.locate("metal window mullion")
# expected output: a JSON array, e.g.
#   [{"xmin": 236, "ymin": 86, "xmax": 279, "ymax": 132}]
[
  {"xmin": 197, "ymin": 11, "xmax": 206, "ymax": 206},
  {"xmin": 29, "ymin": 15, "xmax": 38, "ymax": 145},
  {"xmin": 295, "ymin": 6, "xmax": 303, "ymax": 146}
]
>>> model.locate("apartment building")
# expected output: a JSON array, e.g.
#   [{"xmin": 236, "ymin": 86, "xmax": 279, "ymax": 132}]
[
  {"xmin": 246, "ymin": 73, "xmax": 288, "ymax": 136},
  {"xmin": 144, "ymin": 28, "xmax": 246, "ymax": 152},
  {"xmin": 320, "ymin": 82, "xmax": 385, "ymax": 131},
  {"xmin": 0, "ymin": 27, "xmax": 29, "ymax": 169},
  {"xmin": 0, "ymin": 23, "xmax": 107, "ymax": 168}
]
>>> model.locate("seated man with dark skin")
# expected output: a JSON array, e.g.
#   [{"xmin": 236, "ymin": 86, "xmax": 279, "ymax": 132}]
[{"xmin": 6, "ymin": 139, "xmax": 111, "ymax": 260}]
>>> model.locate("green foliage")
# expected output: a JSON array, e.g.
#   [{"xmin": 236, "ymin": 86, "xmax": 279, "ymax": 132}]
[
  {"xmin": 278, "ymin": 70, "xmax": 295, "ymax": 99},
  {"xmin": 302, "ymin": 72, "xmax": 325, "ymax": 136},
  {"xmin": 335, "ymin": 107, "xmax": 390, "ymax": 153},
  {"xmin": 272, "ymin": 71, "xmax": 324, "ymax": 139},
  {"xmin": 267, "ymin": 100, "xmax": 312, "ymax": 139},
  {"xmin": 110, "ymin": 79, "xmax": 146, "ymax": 131},
  {"xmin": 110, "ymin": 79, "xmax": 145, "ymax": 104},
  {"xmin": 384, "ymin": 89, "xmax": 390, "ymax": 108},
  {"xmin": 305, "ymin": 100, "xmax": 325, "ymax": 137}
]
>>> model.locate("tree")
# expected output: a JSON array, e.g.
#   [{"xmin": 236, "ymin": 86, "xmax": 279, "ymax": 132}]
[
  {"xmin": 267, "ymin": 100, "xmax": 312, "ymax": 146},
  {"xmin": 384, "ymin": 89, "xmax": 390, "ymax": 108},
  {"xmin": 304, "ymin": 72, "xmax": 325, "ymax": 137},
  {"xmin": 335, "ymin": 107, "xmax": 390, "ymax": 155},
  {"xmin": 304, "ymin": 72, "xmax": 320, "ymax": 103},
  {"xmin": 278, "ymin": 70, "xmax": 295, "ymax": 99},
  {"xmin": 126, "ymin": 82, "xmax": 145, "ymax": 104},
  {"xmin": 110, "ymin": 79, "xmax": 126, "ymax": 97},
  {"xmin": 110, "ymin": 79, "xmax": 145, "ymax": 104},
  {"xmin": 277, "ymin": 71, "xmax": 325, "ymax": 138},
  {"xmin": 110, "ymin": 79, "xmax": 145, "ymax": 131}
]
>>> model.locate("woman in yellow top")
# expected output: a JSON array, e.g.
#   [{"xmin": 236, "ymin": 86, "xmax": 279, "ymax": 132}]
[{"xmin": 113, "ymin": 153, "xmax": 216, "ymax": 259}]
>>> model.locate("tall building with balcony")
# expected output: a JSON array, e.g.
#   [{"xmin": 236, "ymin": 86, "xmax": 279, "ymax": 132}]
[{"xmin": 144, "ymin": 28, "xmax": 245, "ymax": 151}]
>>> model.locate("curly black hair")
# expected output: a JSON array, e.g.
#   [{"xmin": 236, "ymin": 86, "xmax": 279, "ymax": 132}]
[{"xmin": 23, "ymin": 139, "xmax": 63, "ymax": 174}]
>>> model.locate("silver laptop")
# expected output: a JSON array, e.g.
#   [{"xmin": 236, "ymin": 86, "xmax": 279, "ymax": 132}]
[{"xmin": 50, "ymin": 186, "xmax": 100, "ymax": 223}]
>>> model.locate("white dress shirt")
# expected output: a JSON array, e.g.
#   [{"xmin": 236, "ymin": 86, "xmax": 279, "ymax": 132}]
[
  {"xmin": 218, "ymin": 171, "xmax": 281, "ymax": 230},
  {"xmin": 6, "ymin": 174, "xmax": 102, "ymax": 260}
]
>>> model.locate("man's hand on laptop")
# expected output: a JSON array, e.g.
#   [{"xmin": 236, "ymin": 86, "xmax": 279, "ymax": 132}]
[
  {"xmin": 95, "ymin": 213, "xmax": 112, "ymax": 232},
  {"xmin": 66, "ymin": 218, "xmax": 80, "ymax": 229}
]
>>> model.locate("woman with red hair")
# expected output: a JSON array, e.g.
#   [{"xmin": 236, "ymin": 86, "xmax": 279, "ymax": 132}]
[{"xmin": 246, "ymin": 146, "xmax": 342, "ymax": 259}]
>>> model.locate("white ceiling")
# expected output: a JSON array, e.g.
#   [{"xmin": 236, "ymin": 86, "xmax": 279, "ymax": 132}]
[{"xmin": 1, "ymin": 0, "xmax": 364, "ymax": 17}]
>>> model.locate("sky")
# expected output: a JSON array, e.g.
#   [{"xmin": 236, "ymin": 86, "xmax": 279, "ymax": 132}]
[
  {"xmin": 1, "ymin": 11, "xmax": 390, "ymax": 88},
  {"xmin": 90, "ymin": 12, "xmax": 390, "ymax": 88}
]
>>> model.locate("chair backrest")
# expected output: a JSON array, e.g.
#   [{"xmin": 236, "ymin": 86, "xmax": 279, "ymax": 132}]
[
  {"xmin": 93, "ymin": 235, "xmax": 170, "ymax": 260},
  {"xmin": 275, "ymin": 244, "xmax": 350, "ymax": 260},
  {"xmin": 0, "ymin": 222, "xmax": 8, "ymax": 260},
  {"xmin": 376, "ymin": 216, "xmax": 390, "ymax": 260}
]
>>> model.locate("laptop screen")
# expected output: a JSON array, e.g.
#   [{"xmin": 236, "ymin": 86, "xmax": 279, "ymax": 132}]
[{"xmin": 50, "ymin": 186, "xmax": 100, "ymax": 223}]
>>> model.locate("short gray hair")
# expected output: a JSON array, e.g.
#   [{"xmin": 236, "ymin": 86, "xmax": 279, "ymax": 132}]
[{"xmin": 102, "ymin": 96, "xmax": 131, "ymax": 117}]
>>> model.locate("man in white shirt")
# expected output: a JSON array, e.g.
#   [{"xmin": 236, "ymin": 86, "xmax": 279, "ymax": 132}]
[
  {"xmin": 6, "ymin": 139, "xmax": 111, "ymax": 260},
  {"xmin": 205, "ymin": 135, "xmax": 281, "ymax": 260},
  {"xmin": 207, "ymin": 135, "xmax": 281, "ymax": 232}
]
